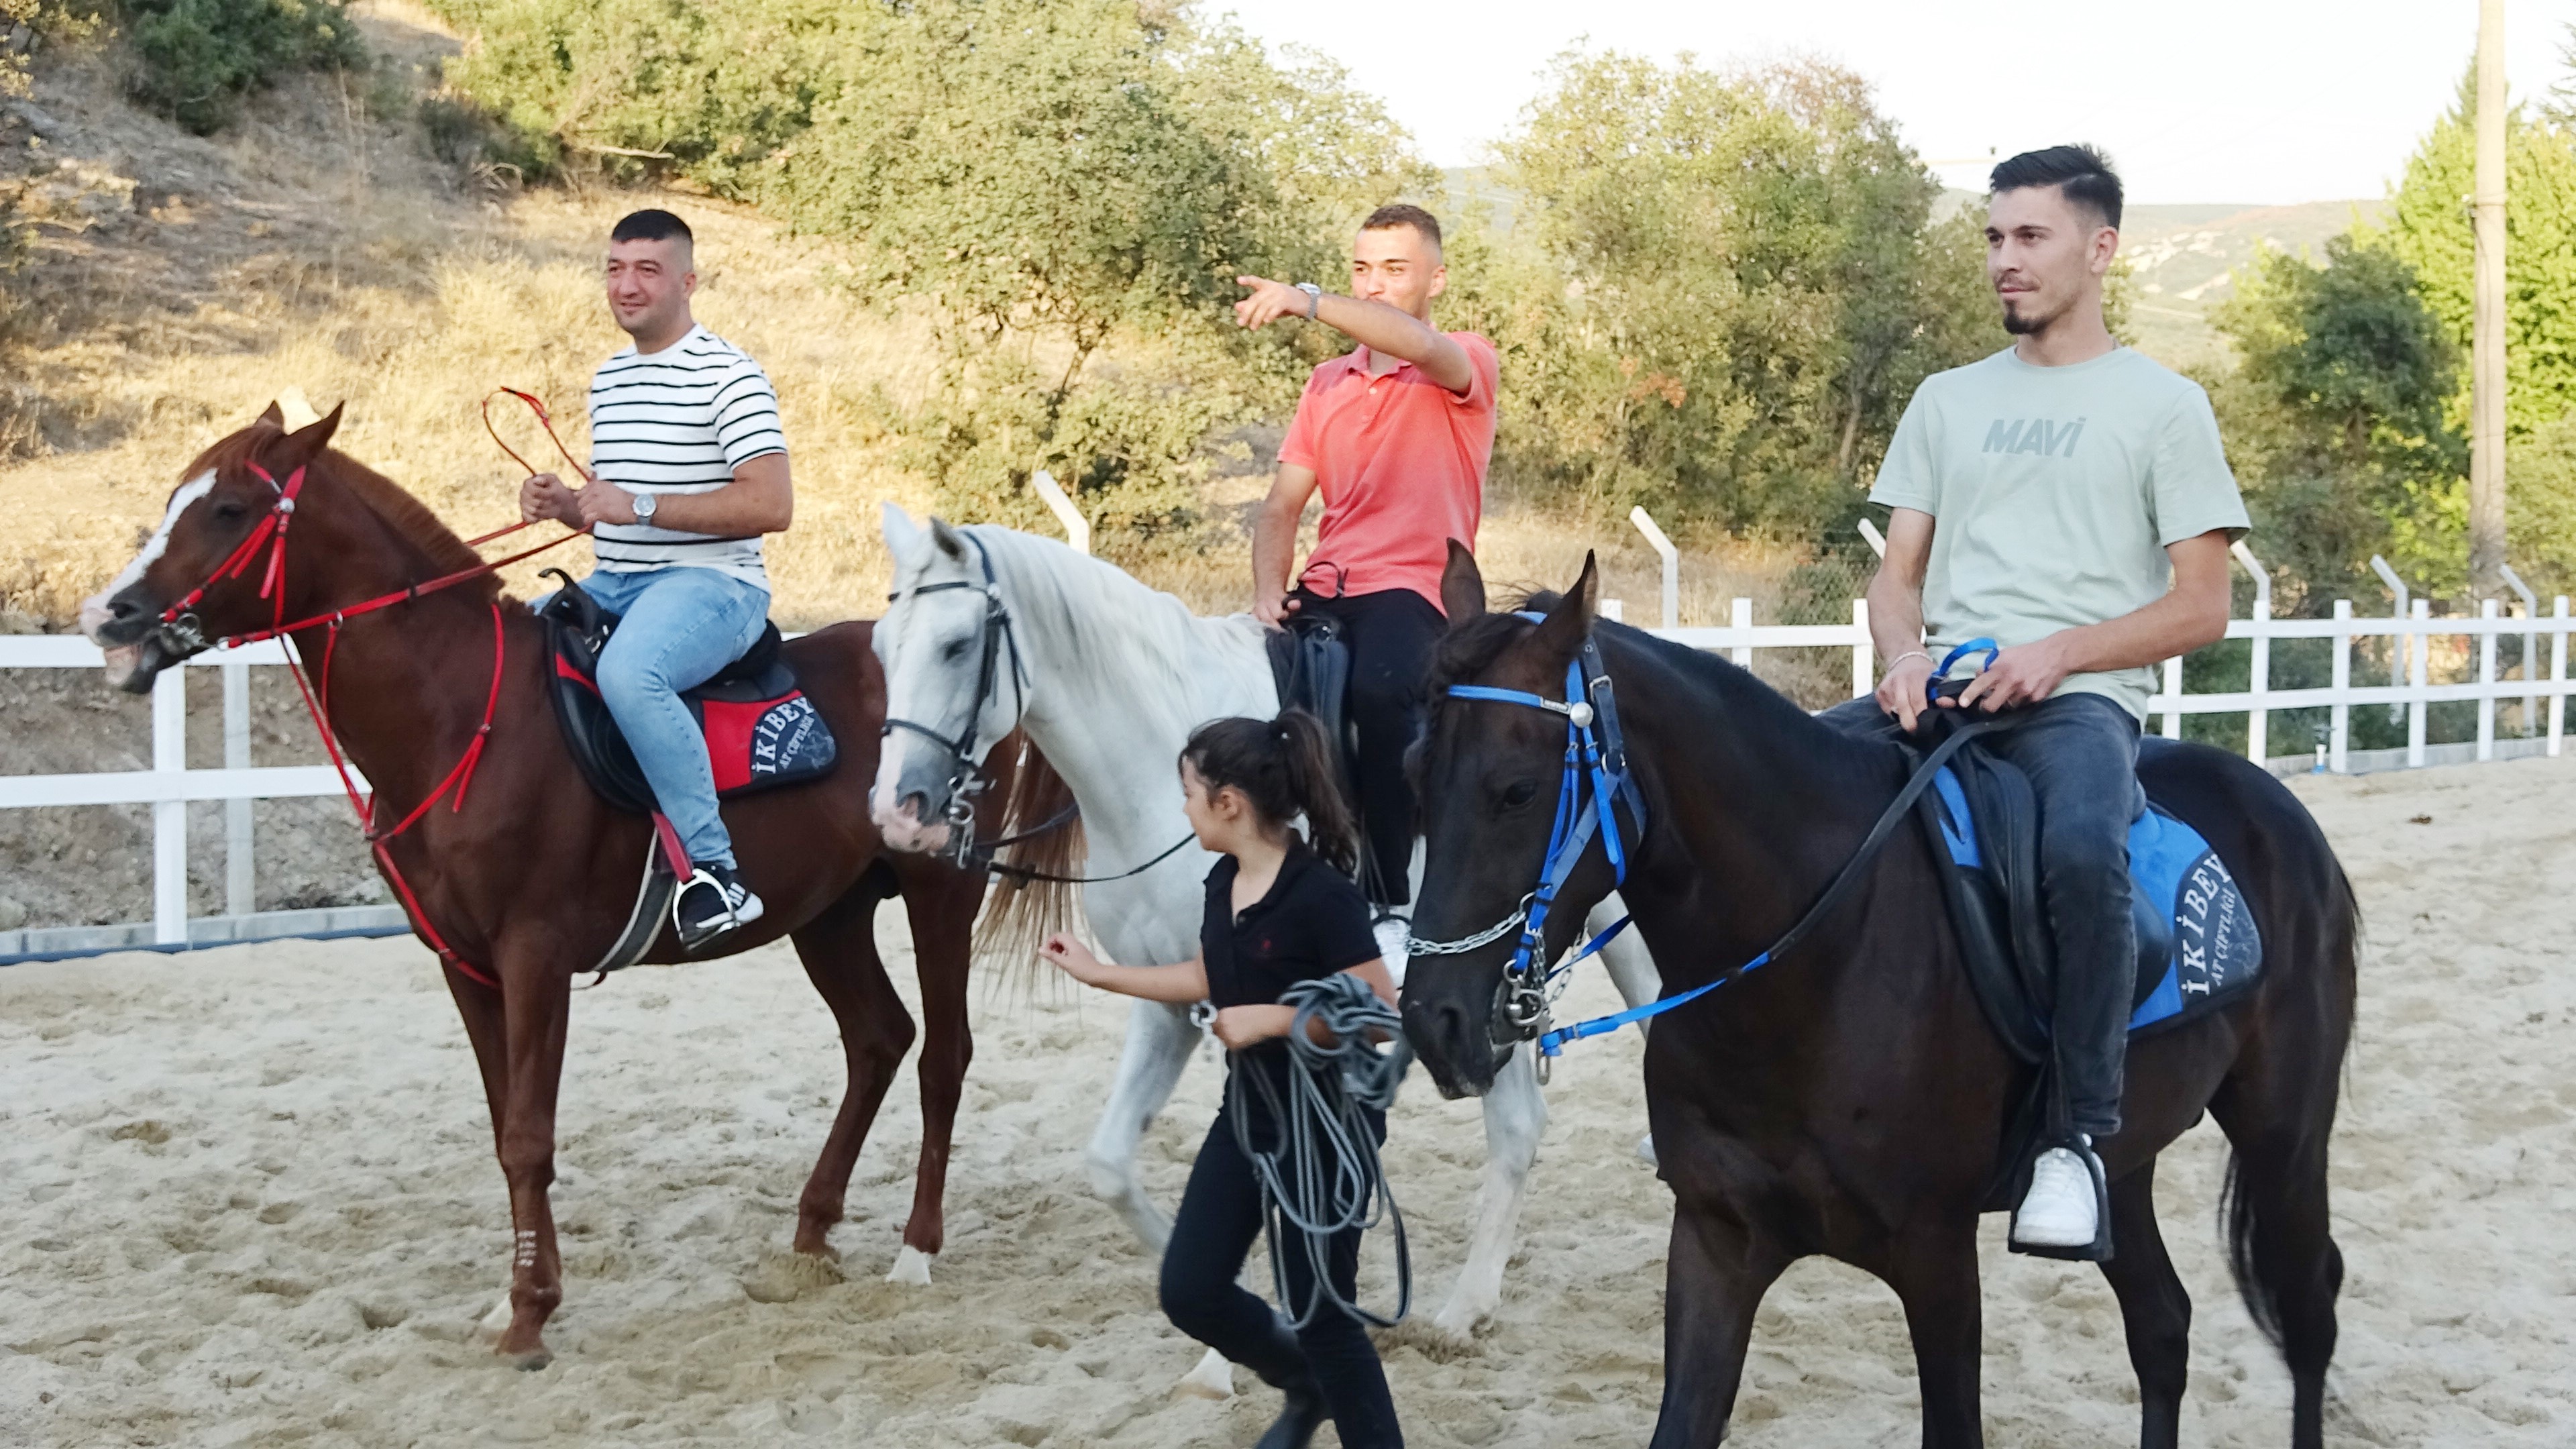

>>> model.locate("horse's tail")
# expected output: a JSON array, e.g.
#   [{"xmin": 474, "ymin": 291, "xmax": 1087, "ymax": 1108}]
[
  {"xmin": 975, "ymin": 736, "xmax": 1086, "ymax": 985},
  {"xmin": 2217, "ymin": 1149, "xmax": 2282, "ymax": 1350},
  {"xmin": 2221, "ymin": 845, "xmax": 2361, "ymax": 1359}
]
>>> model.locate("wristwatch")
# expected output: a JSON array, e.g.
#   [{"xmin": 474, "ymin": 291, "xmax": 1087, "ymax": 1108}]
[
  {"xmin": 629, "ymin": 488, "xmax": 657, "ymax": 524},
  {"xmin": 1293, "ymin": 282, "xmax": 1322, "ymax": 319}
]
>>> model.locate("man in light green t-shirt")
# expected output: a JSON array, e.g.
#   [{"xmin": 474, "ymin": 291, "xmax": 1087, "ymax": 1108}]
[{"xmin": 1852, "ymin": 145, "xmax": 2247, "ymax": 1261}]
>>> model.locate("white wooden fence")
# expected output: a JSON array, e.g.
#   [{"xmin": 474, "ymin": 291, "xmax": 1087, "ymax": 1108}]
[{"xmin": 3, "ymin": 584, "xmax": 2570, "ymax": 959}]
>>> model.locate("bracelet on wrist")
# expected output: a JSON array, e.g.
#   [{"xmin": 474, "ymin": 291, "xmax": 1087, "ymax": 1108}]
[{"xmin": 1883, "ymin": 650, "xmax": 1931, "ymax": 678}]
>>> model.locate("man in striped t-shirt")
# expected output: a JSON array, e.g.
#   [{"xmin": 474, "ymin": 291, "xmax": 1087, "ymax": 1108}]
[{"xmin": 521, "ymin": 209, "xmax": 792, "ymax": 951}]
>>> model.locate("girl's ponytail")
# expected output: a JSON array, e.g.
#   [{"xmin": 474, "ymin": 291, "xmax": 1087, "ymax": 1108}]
[{"xmin": 1180, "ymin": 710, "xmax": 1361, "ymax": 875}]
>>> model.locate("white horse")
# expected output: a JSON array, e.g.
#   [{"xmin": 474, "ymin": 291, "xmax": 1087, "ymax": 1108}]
[{"xmin": 865, "ymin": 510, "xmax": 1662, "ymax": 1362}]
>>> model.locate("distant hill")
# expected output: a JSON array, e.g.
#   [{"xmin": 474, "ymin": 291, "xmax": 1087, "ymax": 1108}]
[
  {"xmin": 1457, "ymin": 170, "xmax": 2379, "ymax": 375},
  {"xmin": 1941, "ymin": 191, "xmax": 2383, "ymax": 371},
  {"xmin": 2118, "ymin": 201, "xmax": 2384, "ymax": 371}
]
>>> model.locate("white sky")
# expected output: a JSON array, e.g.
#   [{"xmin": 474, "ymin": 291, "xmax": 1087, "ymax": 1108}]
[{"xmin": 1210, "ymin": 0, "xmax": 2576, "ymax": 205}]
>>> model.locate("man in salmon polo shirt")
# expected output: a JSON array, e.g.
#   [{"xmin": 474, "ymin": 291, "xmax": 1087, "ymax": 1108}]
[{"xmin": 1234, "ymin": 203, "xmax": 1500, "ymax": 932}]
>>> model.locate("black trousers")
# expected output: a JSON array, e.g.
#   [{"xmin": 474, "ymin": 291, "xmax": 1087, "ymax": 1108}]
[
  {"xmin": 1823, "ymin": 690, "xmax": 2143, "ymax": 1137},
  {"xmin": 1291, "ymin": 586, "xmax": 1445, "ymax": 906},
  {"xmin": 1159, "ymin": 1104, "xmax": 1402, "ymax": 1449}
]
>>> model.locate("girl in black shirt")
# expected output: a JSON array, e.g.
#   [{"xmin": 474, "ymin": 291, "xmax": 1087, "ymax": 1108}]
[{"xmin": 1042, "ymin": 711, "xmax": 1403, "ymax": 1449}]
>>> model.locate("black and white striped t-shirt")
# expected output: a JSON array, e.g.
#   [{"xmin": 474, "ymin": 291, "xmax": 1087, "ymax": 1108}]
[{"xmin": 586, "ymin": 325, "xmax": 787, "ymax": 587}]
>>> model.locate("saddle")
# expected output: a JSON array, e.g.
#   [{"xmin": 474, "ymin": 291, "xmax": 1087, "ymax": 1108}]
[
  {"xmin": 537, "ymin": 572, "xmax": 839, "ymax": 819},
  {"xmin": 1905, "ymin": 716, "xmax": 2265, "ymax": 1065},
  {"xmin": 1265, "ymin": 614, "xmax": 1403, "ymax": 899}
]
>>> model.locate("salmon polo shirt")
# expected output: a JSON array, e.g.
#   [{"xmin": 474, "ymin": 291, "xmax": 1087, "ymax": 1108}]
[{"xmin": 1278, "ymin": 333, "xmax": 1501, "ymax": 613}]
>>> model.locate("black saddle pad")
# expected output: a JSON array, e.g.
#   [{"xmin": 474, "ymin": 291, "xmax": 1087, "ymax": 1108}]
[
  {"xmin": 1266, "ymin": 613, "xmax": 1357, "ymax": 777},
  {"xmin": 539, "ymin": 572, "xmax": 838, "ymax": 818}
]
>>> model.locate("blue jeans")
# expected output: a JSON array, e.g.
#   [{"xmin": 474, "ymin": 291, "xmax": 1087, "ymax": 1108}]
[{"xmin": 574, "ymin": 568, "xmax": 770, "ymax": 869}]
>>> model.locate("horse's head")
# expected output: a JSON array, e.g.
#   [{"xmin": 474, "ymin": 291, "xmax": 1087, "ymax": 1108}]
[
  {"xmin": 1403, "ymin": 543, "xmax": 1623, "ymax": 1098},
  {"xmin": 78, "ymin": 403, "xmax": 343, "ymax": 694},
  {"xmin": 871, "ymin": 504, "xmax": 1030, "ymax": 855}
]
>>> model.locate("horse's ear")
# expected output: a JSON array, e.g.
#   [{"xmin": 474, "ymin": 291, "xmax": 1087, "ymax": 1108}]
[
  {"xmin": 926, "ymin": 517, "xmax": 971, "ymax": 562},
  {"xmin": 256, "ymin": 400, "xmax": 286, "ymax": 429},
  {"xmin": 269, "ymin": 402, "xmax": 344, "ymax": 476},
  {"xmin": 1439, "ymin": 539, "xmax": 1485, "ymax": 625},
  {"xmin": 881, "ymin": 501, "xmax": 928, "ymax": 570},
  {"xmin": 1529, "ymin": 551, "xmax": 1599, "ymax": 662}
]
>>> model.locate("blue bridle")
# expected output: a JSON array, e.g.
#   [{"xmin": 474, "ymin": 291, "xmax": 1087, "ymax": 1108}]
[
  {"xmin": 1407, "ymin": 616, "xmax": 1647, "ymax": 1063},
  {"xmin": 1413, "ymin": 629, "xmax": 2004, "ymax": 1070}
]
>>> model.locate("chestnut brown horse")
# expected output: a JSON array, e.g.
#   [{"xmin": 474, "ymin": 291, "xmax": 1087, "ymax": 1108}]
[
  {"xmin": 78, "ymin": 405, "xmax": 1048, "ymax": 1367},
  {"xmin": 1402, "ymin": 549, "xmax": 2357, "ymax": 1448}
]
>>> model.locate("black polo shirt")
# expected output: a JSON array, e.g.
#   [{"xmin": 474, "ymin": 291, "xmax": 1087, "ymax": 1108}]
[{"xmin": 1201, "ymin": 841, "xmax": 1381, "ymax": 1012}]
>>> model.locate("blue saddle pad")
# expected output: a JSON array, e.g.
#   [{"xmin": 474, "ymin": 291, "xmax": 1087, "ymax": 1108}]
[{"xmin": 1932, "ymin": 768, "xmax": 2262, "ymax": 1034}]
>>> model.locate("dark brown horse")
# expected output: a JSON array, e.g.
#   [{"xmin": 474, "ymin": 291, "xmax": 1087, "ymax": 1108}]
[
  {"xmin": 78, "ymin": 405, "xmax": 1046, "ymax": 1367},
  {"xmin": 1401, "ymin": 549, "xmax": 2357, "ymax": 1448}
]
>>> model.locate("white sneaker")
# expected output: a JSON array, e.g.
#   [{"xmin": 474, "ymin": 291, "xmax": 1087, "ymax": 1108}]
[
  {"xmin": 2011, "ymin": 1144, "xmax": 2100, "ymax": 1250},
  {"xmin": 1372, "ymin": 915, "xmax": 1409, "ymax": 991}
]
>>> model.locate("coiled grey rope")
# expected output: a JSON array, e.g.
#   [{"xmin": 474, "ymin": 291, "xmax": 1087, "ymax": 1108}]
[{"xmin": 1226, "ymin": 971, "xmax": 1413, "ymax": 1330}]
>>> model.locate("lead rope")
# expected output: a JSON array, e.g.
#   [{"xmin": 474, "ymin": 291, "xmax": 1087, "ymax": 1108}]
[{"xmin": 1226, "ymin": 973, "xmax": 1413, "ymax": 1330}]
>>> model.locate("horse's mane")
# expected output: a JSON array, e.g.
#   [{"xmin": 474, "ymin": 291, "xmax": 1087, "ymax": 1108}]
[
  {"xmin": 1423, "ymin": 588, "xmax": 1892, "ymax": 784},
  {"xmin": 917, "ymin": 525, "xmax": 1266, "ymax": 975},
  {"xmin": 188, "ymin": 422, "xmax": 496, "ymax": 594}
]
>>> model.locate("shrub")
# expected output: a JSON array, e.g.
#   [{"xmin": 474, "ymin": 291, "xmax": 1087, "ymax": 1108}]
[{"xmin": 119, "ymin": 0, "xmax": 364, "ymax": 134}]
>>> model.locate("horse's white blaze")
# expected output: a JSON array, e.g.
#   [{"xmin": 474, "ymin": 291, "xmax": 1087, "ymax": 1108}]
[
  {"xmin": 83, "ymin": 472, "xmax": 215, "ymax": 631},
  {"xmin": 867, "ymin": 518, "xmax": 1666, "ymax": 1342}
]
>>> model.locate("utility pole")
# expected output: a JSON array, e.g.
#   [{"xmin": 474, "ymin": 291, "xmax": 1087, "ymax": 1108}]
[{"xmin": 2471, "ymin": 0, "xmax": 2508, "ymax": 597}]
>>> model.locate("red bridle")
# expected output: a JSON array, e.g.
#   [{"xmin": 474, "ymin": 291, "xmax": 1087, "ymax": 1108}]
[{"xmin": 148, "ymin": 405, "xmax": 591, "ymax": 991}]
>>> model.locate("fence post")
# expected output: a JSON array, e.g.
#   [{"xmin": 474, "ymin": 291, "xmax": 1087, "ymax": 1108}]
[
  {"xmin": 2160, "ymin": 655, "xmax": 2183, "ymax": 740},
  {"xmin": 2329, "ymin": 599, "xmax": 2351, "ymax": 773},
  {"xmin": 1630, "ymin": 507, "xmax": 1679, "ymax": 631},
  {"xmin": 1028, "ymin": 470, "xmax": 1089, "ymax": 555},
  {"xmin": 2500, "ymin": 563, "xmax": 2538, "ymax": 732},
  {"xmin": 152, "ymin": 666, "xmax": 188, "ymax": 945},
  {"xmin": 2553, "ymin": 596, "xmax": 2569, "ymax": 758},
  {"xmin": 2233, "ymin": 541, "xmax": 2270, "ymax": 766},
  {"xmin": 223, "ymin": 658, "xmax": 253, "ymax": 918},
  {"xmin": 2476, "ymin": 598, "xmax": 2498, "ymax": 761},
  {"xmin": 2407, "ymin": 598, "xmax": 2430, "ymax": 769},
  {"xmin": 2371, "ymin": 555, "xmax": 2409, "ymax": 724},
  {"xmin": 1730, "ymin": 598, "xmax": 1753, "ymax": 670},
  {"xmin": 1850, "ymin": 598, "xmax": 1872, "ymax": 699}
]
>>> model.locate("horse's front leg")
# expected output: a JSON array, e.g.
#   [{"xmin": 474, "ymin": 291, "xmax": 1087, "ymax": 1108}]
[
  {"xmin": 1885, "ymin": 1219, "xmax": 1987, "ymax": 1449},
  {"xmin": 1650, "ymin": 1192, "xmax": 1788, "ymax": 1449},
  {"xmin": 1083, "ymin": 996, "xmax": 1198, "ymax": 1251},
  {"xmin": 489, "ymin": 945, "xmax": 573, "ymax": 1368},
  {"xmin": 1436, "ymin": 1040, "xmax": 1546, "ymax": 1336}
]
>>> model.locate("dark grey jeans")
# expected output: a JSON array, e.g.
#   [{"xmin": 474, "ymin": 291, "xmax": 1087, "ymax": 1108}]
[{"xmin": 1826, "ymin": 689, "xmax": 2143, "ymax": 1136}]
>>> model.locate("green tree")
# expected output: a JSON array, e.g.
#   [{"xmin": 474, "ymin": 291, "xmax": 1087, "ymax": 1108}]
[
  {"xmin": 1460, "ymin": 53, "xmax": 1995, "ymax": 540},
  {"xmin": 2361, "ymin": 76, "xmax": 2576, "ymax": 444},
  {"xmin": 2208, "ymin": 235, "xmax": 2464, "ymax": 604},
  {"xmin": 426, "ymin": 0, "xmax": 1426, "ymax": 538}
]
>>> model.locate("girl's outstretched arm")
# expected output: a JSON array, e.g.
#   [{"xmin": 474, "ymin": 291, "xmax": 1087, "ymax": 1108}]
[{"xmin": 1040, "ymin": 932, "xmax": 1210, "ymax": 1004}]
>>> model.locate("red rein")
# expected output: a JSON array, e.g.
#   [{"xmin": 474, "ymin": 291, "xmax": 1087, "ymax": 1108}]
[{"xmin": 160, "ymin": 398, "xmax": 591, "ymax": 991}]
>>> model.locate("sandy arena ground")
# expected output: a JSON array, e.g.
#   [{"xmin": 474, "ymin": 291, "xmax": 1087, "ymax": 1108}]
[{"xmin": 4, "ymin": 755, "xmax": 2573, "ymax": 1448}]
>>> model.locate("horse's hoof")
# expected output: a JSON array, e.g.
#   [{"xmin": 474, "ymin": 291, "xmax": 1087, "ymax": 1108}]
[
  {"xmin": 1171, "ymin": 1347, "xmax": 1234, "ymax": 1400},
  {"xmin": 885, "ymin": 1245, "xmax": 934, "ymax": 1286},
  {"xmin": 792, "ymin": 1232, "xmax": 843, "ymax": 1263},
  {"xmin": 501, "ymin": 1346, "xmax": 553, "ymax": 1372}
]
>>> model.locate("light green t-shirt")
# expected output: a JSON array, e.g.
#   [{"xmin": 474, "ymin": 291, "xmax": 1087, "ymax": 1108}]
[{"xmin": 1868, "ymin": 345, "xmax": 2250, "ymax": 721}]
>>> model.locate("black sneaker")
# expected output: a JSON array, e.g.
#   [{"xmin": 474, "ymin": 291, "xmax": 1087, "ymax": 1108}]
[{"xmin": 675, "ymin": 864, "xmax": 764, "ymax": 954}]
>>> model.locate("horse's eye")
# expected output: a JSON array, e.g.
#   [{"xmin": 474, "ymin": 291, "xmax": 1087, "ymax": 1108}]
[
  {"xmin": 211, "ymin": 500, "xmax": 248, "ymax": 523},
  {"xmin": 1500, "ymin": 779, "xmax": 1541, "ymax": 811},
  {"xmin": 941, "ymin": 639, "xmax": 970, "ymax": 662}
]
